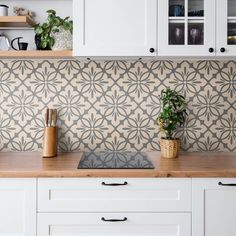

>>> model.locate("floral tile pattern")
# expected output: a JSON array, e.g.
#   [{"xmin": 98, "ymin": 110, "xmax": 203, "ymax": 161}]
[{"xmin": 0, "ymin": 59, "xmax": 236, "ymax": 152}]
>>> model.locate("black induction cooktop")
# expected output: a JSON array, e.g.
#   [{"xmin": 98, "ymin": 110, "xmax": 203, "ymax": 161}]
[{"xmin": 78, "ymin": 151, "xmax": 154, "ymax": 169}]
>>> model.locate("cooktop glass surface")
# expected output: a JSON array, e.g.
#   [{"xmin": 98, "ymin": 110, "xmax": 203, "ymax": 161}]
[{"xmin": 78, "ymin": 152, "xmax": 154, "ymax": 169}]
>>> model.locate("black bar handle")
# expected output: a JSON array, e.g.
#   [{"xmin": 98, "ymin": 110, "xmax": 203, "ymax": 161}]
[
  {"xmin": 218, "ymin": 182, "xmax": 236, "ymax": 186},
  {"xmin": 101, "ymin": 217, "xmax": 127, "ymax": 222},
  {"xmin": 102, "ymin": 181, "xmax": 128, "ymax": 186}
]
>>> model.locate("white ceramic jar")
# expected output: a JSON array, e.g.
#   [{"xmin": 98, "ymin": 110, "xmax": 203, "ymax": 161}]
[{"xmin": 0, "ymin": 5, "xmax": 9, "ymax": 16}]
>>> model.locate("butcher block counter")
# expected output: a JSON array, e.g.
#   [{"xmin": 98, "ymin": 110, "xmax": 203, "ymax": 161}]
[{"xmin": 0, "ymin": 152, "xmax": 236, "ymax": 177}]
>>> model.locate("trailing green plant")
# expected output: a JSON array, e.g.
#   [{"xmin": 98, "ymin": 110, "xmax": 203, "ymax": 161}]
[
  {"xmin": 34, "ymin": 9, "xmax": 73, "ymax": 49},
  {"xmin": 157, "ymin": 88, "xmax": 187, "ymax": 140}
]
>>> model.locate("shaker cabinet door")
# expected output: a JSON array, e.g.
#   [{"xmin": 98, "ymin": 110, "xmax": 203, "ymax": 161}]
[
  {"xmin": 73, "ymin": 0, "xmax": 157, "ymax": 57},
  {"xmin": 0, "ymin": 178, "xmax": 36, "ymax": 236},
  {"xmin": 216, "ymin": 0, "xmax": 236, "ymax": 56},
  {"xmin": 158, "ymin": 0, "xmax": 216, "ymax": 56},
  {"xmin": 193, "ymin": 178, "xmax": 236, "ymax": 236}
]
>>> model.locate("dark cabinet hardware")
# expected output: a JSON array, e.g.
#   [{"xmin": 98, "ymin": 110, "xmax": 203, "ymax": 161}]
[
  {"xmin": 209, "ymin": 48, "xmax": 214, "ymax": 53},
  {"xmin": 218, "ymin": 182, "xmax": 236, "ymax": 186},
  {"xmin": 149, "ymin": 48, "xmax": 155, "ymax": 53},
  {"xmin": 102, "ymin": 181, "xmax": 128, "ymax": 186},
  {"xmin": 220, "ymin": 47, "xmax": 226, "ymax": 53},
  {"xmin": 101, "ymin": 217, "xmax": 127, "ymax": 222}
]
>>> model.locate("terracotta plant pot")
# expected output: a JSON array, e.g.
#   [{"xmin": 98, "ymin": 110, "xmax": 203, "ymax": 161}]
[{"xmin": 160, "ymin": 138, "xmax": 180, "ymax": 159}]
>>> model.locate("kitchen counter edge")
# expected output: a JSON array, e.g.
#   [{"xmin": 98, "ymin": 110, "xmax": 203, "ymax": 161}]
[{"xmin": 0, "ymin": 151, "xmax": 236, "ymax": 178}]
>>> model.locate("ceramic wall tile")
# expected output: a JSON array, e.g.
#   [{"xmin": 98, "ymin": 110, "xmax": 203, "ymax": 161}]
[{"xmin": 0, "ymin": 59, "xmax": 235, "ymax": 152}]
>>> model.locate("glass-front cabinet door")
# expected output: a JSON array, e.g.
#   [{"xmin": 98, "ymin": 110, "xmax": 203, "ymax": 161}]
[
  {"xmin": 217, "ymin": 0, "xmax": 236, "ymax": 56},
  {"xmin": 158, "ymin": 0, "xmax": 215, "ymax": 56}
]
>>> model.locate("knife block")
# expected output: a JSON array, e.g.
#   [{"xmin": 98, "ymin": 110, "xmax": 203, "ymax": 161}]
[{"xmin": 42, "ymin": 127, "xmax": 58, "ymax": 158}]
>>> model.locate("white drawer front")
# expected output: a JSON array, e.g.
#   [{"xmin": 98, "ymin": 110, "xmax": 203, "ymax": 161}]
[
  {"xmin": 38, "ymin": 178, "xmax": 191, "ymax": 212},
  {"xmin": 38, "ymin": 213, "xmax": 191, "ymax": 236}
]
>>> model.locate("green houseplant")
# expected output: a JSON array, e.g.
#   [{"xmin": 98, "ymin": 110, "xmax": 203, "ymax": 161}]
[
  {"xmin": 157, "ymin": 88, "xmax": 187, "ymax": 158},
  {"xmin": 34, "ymin": 10, "xmax": 73, "ymax": 50}
]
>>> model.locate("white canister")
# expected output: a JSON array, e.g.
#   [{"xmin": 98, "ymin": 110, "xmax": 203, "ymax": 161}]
[{"xmin": 0, "ymin": 5, "xmax": 9, "ymax": 16}]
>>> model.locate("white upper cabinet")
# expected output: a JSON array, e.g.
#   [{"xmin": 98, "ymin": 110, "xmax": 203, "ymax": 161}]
[
  {"xmin": 0, "ymin": 179, "xmax": 36, "ymax": 236},
  {"xmin": 73, "ymin": 0, "xmax": 157, "ymax": 57},
  {"xmin": 216, "ymin": 0, "xmax": 236, "ymax": 56},
  {"xmin": 158, "ymin": 0, "xmax": 216, "ymax": 56}
]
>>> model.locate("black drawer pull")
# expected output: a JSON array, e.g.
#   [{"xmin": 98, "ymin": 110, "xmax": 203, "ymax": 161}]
[
  {"xmin": 102, "ymin": 181, "xmax": 128, "ymax": 186},
  {"xmin": 218, "ymin": 182, "xmax": 236, "ymax": 186},
  {"xmin": 101, "ymin": 217, "xmax": 127, "ymax": 222}
]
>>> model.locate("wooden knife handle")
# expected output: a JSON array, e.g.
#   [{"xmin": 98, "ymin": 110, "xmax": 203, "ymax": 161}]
[
  {"xmin": 53, "ymin": 109, "xmax": 57, "ymax": 127},
  {"xmin": 49, "ymin": 109, "xmax": 53, "ymax": 127},
  {"xmin": 45, "ymin": 108, "xmax": 49, "ymax": 127}
]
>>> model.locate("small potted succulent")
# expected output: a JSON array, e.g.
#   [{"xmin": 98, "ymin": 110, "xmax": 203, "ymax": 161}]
[
  {"xmin": 157, "ymin": 88, "xmax": 187, "ymax": 158},
  {"xmin": 34, "ymin": 10, "xmax": 73, "ymax": 50}
]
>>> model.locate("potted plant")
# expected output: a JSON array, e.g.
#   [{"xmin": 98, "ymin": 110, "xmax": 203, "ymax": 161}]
[
  {"xmin": 157, "ymin": 88, "xmax": 187, "ymax": 159},
  {"xmin": 34, "ymin": 10, "xmax": 73, "ymax": 50}
]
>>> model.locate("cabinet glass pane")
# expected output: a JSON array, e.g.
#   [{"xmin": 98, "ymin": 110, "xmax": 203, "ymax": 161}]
[
  {"xmin": 169, "ymin": 0, "xmax": 185, "ymax": 17},
  {"xmin": 169, "ymin": 23, "xmax": 185, "ymax": 45},
  {"xmin": 228, "ymin": 23, "xmax": 236, "ymax": 45},
  {"xmin": 188, "ymin": 0, "xmax": 204, "ymax": 16},
  {"xmin": 188, "ymin": 23, "xmax": 204, "ymax": 45},
  {"xmin": 228, "ymin": 0, "xmax": 236, "ymax": 17}
]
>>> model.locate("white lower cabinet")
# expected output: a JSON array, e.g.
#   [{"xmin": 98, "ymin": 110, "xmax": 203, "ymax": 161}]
[
  {"xmin": 0, "ymin": 178, "xmax": 36, "ymax": 236},
  {"xmin": 6, "ymin": 177, "xmax": 236, "ymax": 236},
  {"xmin": 37, "ymin": 178, "xmax": 191, "ymax": 236},
  {"xmin": 37, "ymin": 213, "xmax": 191, "ymax": 236},
  {"xmin": 193, "ymin": 178, "xmax": 236, "ymax": 236}
]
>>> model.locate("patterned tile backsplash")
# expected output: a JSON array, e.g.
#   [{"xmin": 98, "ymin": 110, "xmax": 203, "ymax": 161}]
[{"xmin": 0, "ymin": 60, "xmax": 235, "ymax": 152}]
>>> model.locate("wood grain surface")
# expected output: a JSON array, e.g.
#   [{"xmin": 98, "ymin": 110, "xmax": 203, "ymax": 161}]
[
  {"xmin": 0, "ymin": 152, "xmax": 236, "ymax": 177},
  {"xmin": 0, "ymin": 50, "xmax": 72, "ymax": 58}
]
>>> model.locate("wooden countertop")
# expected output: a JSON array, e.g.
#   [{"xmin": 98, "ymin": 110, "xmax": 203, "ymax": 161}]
[{"xmin": 0, "ymin": 152, "xmax": 236, "ymax": 177}]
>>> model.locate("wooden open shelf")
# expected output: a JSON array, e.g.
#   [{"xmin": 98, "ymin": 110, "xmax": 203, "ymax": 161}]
[
  {"xmin": 0, "ymin": 16, "xmax": 36, "ymax": 28},
  {"xmin": 0, "ymin": 50, "xmax": 73, "ymax": 58},
  {"xmin": 0, "ymin": 17, "xmax": 73, "ymax": 58}
]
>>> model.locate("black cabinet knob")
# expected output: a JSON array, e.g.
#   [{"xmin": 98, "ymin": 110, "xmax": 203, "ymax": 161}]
[
  {"xmin": 149, "ymin": 48, "xmax": 155, "ymax": 53},
  {"xmin": 220, "ymin": 47, "xmax": 226, "ymax": 53},
  {"xmin": 209, "ymin": 48, "xmax": 214, "ymax": 53}
]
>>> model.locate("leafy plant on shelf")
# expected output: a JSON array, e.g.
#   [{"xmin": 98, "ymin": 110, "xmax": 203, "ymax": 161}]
[
  {"xmin": 157, "ymin": 88, "xmax": 187, "ymax": 140},
  {"xmin": 34, "ymin": 9, "xmax": 73, "ymax": 49}
]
